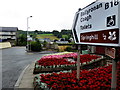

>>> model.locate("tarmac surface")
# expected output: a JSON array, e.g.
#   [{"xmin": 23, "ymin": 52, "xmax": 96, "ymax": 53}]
[{"xmin": 2, "ymin": 47, "xmax": 56, "ymax": 89}]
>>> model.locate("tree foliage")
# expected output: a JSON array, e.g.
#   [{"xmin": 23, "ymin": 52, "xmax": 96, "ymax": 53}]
[
  {"xmin": 16, "ymin": 30, "xmax": 27, "ymax": 46},
  {"xmin": 30, "ymin": 41, "xmax": 42, "ymax": 51},
  {"xmin": 16, "ymin": 29, "xmax": 73, "ymax": 46}
]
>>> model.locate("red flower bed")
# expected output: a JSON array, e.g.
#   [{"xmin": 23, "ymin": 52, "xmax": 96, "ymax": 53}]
[
  {"xmin": 78, "ymin": 54, "xmax": 101, "ymax": 63},
  {"xmin": 37, "ymin": 58, "xmax": 75, "ymax": 66},
  {"xmin": 40, "ymin": 62, "xmax": 120, "ymax": 89},
  {"xmin": 37, "ymin": 53, "xmax": 101, "ymax": 66}
]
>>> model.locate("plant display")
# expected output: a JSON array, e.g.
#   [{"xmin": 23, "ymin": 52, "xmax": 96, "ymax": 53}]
[
  {"xmin": 37, "ymin": 53, "xmax": 101, "ymax": 66},
  {"xmin": 34, "ymin": 62, "xmax": 120, "ymax": 89}
]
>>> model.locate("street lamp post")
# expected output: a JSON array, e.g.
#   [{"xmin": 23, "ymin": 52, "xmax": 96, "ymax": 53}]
[{"xmin": 26, "ymin": 16, "xmax": 32, "ymax": 51}]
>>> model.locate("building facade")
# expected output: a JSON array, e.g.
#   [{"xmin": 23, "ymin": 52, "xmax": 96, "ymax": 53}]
[{"xmin": 0, "ymin": 27, "xmax": 18, "ymax": 45}]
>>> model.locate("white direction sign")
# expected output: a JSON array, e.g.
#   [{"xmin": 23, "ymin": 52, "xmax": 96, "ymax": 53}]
[{"xmin": 72, "ymin": 0, "xmax": 120, "ymax": 47}]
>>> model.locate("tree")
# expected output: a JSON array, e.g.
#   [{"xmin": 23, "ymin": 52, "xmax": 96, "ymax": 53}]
[
  {"xmin": 61, "ymin": 29, "xmax": 68, "ymax": 35},
  {"xmin": 52, "ymin": 30, "xmax": 62, "ymax": 38},
  {"xmin": 52, "ymin": 30, "xmax": 59, "ymax": 36},
  {"xmin": 17, "ymin": 34, "xmax": 27, "ymax": 46},
  {"xmin": 57, "ymin": 33, "xmax": 62, "ymax": 38},
  {"xmin": 34, "ymin": 30, "xmax": 39, "ymax": 34}
]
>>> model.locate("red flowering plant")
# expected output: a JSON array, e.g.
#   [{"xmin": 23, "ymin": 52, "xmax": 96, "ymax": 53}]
[
  {"xmin": 34, "ymin": 62, "xmax": 120, "ymax": 89},
  {"xmin": 38, "ymin": 58, "xmax": 75, "ymax": 67},
  {"xmin": 36, "ymin": 53, "xmax": 102, "ymax": 68}
]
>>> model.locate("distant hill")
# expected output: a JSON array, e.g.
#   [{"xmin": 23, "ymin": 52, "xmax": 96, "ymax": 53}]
[{"xmin": 36, "ymin": 34, "xmax": 59, "ymax": 41}]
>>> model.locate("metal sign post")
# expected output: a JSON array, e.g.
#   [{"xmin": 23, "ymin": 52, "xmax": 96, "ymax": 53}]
[
  {"xmin": 77, "ymin": 45, "xmax": 81, "ymax": 80},
  {"xmin": 111, "ymin": 59, "xmax": 117, "ymax": 89},
  {"xmin": 111, "ymin": 48, "xmax": 119, "ymax": 89}
]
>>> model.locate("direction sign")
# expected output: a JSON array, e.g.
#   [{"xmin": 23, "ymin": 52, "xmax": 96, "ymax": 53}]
[
  {"xmin": 80, "ymin": 28, "xmax": 119, "ymax": 46},
  {"xmin": 72, "ymin": 0, "xmax": 120, "ymax": 47}
]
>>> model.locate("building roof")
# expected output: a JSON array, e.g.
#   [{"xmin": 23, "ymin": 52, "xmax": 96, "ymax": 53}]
[{"xmin": 0, "ymin": 27, "xmax": 18, "ymax": 32}]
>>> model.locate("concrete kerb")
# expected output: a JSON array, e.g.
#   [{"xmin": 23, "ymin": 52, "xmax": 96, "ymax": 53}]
[
  {"xmin": 14, "ymin": 64, "xmax": 30, "ymax": 88},
  {"xmin": 14, "ymin": 60, "xmax": 39, "ymax": 89}
]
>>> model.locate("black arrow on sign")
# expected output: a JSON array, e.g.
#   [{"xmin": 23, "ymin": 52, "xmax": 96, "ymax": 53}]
[{"xmin": 72, "ymin": 12, "xmax": 79, "ymax": 43}]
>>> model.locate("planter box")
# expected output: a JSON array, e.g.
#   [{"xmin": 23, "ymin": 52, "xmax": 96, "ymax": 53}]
[{"xmin": 33, "ymin": 55, "xmax": 106, "ymax": 74}]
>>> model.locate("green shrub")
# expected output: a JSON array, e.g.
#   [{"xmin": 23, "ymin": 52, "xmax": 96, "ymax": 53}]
[
  {"xmin": 43, "ymin": 41, "xmax": 48, "ymax": 47},
  {"xmin": 28, "ymin": 41, "xmax": 42, "ymax": 51},
  {"xmin": 65, "ymin": 46, "xmax": 77, "ymax": 52},
  {"xmin": 65, "ymin": 46, "xmax": 72, "ymax": 52}
]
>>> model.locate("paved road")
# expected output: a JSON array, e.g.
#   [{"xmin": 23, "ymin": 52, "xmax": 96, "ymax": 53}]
[{"xmin": 2, "ymin": 47, "xmax": 49, "ymax": 89}]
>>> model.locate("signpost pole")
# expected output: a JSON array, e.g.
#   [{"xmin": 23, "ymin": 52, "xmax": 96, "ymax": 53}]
[
  {"xmin": 77, "ymin": 45, "xmax": 81, "ymax": 80},
  {"xmin": 111, "ymin": 59, "xmax": 117, "ymax": 89},
  {"xmin": 111, "ymin": 48, "xmax": 118, "ymax": 89}
]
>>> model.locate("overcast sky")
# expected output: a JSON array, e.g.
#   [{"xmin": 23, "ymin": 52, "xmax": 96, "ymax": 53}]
[{"xmin": 0, "ymin": 0, "xmax": 95, "ymax": 31}]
